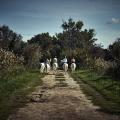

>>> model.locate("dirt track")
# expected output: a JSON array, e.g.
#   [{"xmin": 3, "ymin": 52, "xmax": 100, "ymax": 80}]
[{"xmin": 8, "ymin": 70, "xmax": 120, "ymax": 120}]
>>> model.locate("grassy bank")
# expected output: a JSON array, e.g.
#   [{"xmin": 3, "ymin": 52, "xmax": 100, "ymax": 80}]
[
  {"xmin": 71, "ymin": 69, "xmax": 120, "ymax": 114},
  {"xmin": 0, "ymin": 69, "xmax": 44, "ymax": 120}
]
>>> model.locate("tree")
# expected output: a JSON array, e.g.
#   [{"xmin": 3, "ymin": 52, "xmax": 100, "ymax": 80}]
[
  {"xmin": 23, "ymin": 44, "xmax": 41, "ymax": 68},
  {"xmin": 76, "ymin": 21, "xmax": 84, "ymax": 31},
  {"xmin": 109, "ymin": 38, "xmax": 120, "ymax": 60},
  {"xmin": 108, "ymin": 38, "xmax": 120, "ymax": 78},
  {"xmin": 28, "ymin": 32, "xmax": 52, "ymax": 51},
  {"xmin": 0, "ymin": 25, "xmax": 25, "ymax": 56},
  {"xmin": 59, "ymin": 18, "xmax": 97, "ymax": 61}
]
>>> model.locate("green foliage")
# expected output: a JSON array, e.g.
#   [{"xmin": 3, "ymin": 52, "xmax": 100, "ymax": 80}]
[
  {"xmin": 0, "ymin": 25, "xmax": 25, "ymax": 55},
  {"xmin": 93, "ymin": 58, "xmax": 116, "ymax": 74},
  {"xmin": 72, "ymin": 70, "xmax": 120, "ymax": 114},
  {"xmin": 27, "ymin": 18, "xmax": 97, "ymax": 64},
  {"xmin": 28, "ymin": 32, "xmax": 52, "ymax": 50},
  {"xmin": 23, "ymin": 44, "xmax": 41, "ymax": 68},
  {"xmin": 106, "ymin": 62, "xmax": 120, "ymax": 79},
  {"xmin": 106, "ymin": 38, "xmax": 120, "ymax": 78},
  {"xmin": 109, "ymin": 38, "xmax": 120, "ymax": 60},
  {"xmin": 0, "ymin": 19, "xmax": 98, "ymax": 69},
  {"xmin": 61, "ymin": 18, "xmax": 96, "ymax": 50}
]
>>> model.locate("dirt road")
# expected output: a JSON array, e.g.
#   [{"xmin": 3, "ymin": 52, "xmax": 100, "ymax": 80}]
[{"xmin": 8, "ymin": 70, "xmax": 120, "ymax": 120}]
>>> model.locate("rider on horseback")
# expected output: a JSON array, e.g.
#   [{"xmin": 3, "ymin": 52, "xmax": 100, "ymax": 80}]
[
  {"xmin": 53, "ymin": 56, "xmax": 58, "ymax": 63},
  {"xmin": 52, "ymin": 56, "xmax": 58, "ymax": 72},
  {"xmin": 45, "ymin": 58, "xmax": 51, "ymax": 73},
  {"xmin": 61, "ymin": 56, "xmax": 67, "ymax": 64},
  {"xmin": 61, "ymin": 56, "xmax": 68, "ymax": 73},
  {"xmin": 46, "ymin": 58, "xmax": 50, "ymax": 64},
  {"xmin": 71, "ymin": 57, "xmax": 76, "ymax": 72},
  {"xmin": 71, "ymin": 57, "xmax": 75, "ymax": 63}
]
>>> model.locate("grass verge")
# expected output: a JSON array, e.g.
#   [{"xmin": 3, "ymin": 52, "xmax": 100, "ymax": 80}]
[
  {"xmin": 0, "ymin": 69, "xmax": 44, "ymax": 120},
  {"xmin": 71, "ymin": 69, "xmax": 120, "ymax": 114}
]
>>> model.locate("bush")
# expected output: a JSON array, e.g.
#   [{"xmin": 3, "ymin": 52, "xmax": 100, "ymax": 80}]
[
  {"xmin": 93, "ymin": 58, "xmax": 116, "ymax": 75},
  {"xmin": 107, "ymin": 62, "xmax": 120, "ymax": 79},
  {"xmin": 0, "ymin": 48, "xmax": 25, "ymax": 79}
]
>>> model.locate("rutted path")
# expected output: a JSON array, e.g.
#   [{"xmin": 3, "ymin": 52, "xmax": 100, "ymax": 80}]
[{"xmin": 8, "ymin": 70, "xmax": 120, "ymax": 120}]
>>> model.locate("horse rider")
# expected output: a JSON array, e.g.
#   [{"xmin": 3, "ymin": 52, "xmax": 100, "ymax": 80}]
[
  {"xmin": 61, "ymin": 56, "xmax": 68, "ymax": 68},
  {"xmin": 71, "ymin": 57, "xmax": 75, "ymax": 63},
  {"xmin": 52, "ymin": 56, "xmax": 58, "ymax": 72},
  {"xmin": 61, "ymin": 56, "xmax": 68, "ymax": 73},
  {"xmin": 61, "ymin": 56, "xmax": 67, "ymax": 64},
  {"xmin": 53, "ymin": 56, "xmax": 57, "ymax": 63},
  {"xmin": 45, "ymin": 58, "xmax": 51, "ymax": 73},
  {"xmin": 46, "ymin": 58, "xmax": 50, "ymax": 65},
  {"xmin": 71, "ymin": 57, "xmax": 76, "ymax": 72}
]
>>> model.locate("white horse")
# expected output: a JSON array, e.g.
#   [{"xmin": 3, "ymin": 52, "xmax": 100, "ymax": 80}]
[
  {"xmin": 71, "ymin": 63, "xmax": 76, "ymax": 72},
  {"xmin": 40, "ymin": 62, "xmax": 50, "ymax": 73},
  {"xmin": 63, "ymin": 63, "xmax": 68, "ymax": 74},
  {"xmin": 52, "ymin": 62, "xmax": 58, "ymax": 74},
  {"xmin": 45, "ymin": 63, "xmax": 51, "ymax": 73},
  {"xmin": 40, "ymin": 63, "xmax": 45, "ymax": 73}
]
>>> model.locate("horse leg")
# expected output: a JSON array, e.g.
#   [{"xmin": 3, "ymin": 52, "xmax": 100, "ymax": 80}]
[{"xmin": 40, "ymin": 65, "xmax": 43, "ymax": 73}]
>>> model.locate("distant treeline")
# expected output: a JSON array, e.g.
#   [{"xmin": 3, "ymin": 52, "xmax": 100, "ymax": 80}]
[{"xmin": 0, "ymin": 18, "xmax": 120, "ymax": 78}]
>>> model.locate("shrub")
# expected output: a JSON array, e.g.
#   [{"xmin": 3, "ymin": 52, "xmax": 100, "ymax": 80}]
[
  {"xmin": 94, "ymin": 58, "xmax": 116, "ymax": 75},
  {"xmin": 0, "ymin": 48, "xmax": 25, "ymax": 79}
]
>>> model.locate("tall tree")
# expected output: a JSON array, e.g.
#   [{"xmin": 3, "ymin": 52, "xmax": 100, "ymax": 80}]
[
  {"xmin": 0, "ymin": 25, "xmax": 24, "ymax": 55},
  {"xmin": 109, "ymin": 38, "xmax": 120, "ymax": 60},
  {"xmin": 59, "ymin": 18, "xmax": 97, "ymax": 60}
]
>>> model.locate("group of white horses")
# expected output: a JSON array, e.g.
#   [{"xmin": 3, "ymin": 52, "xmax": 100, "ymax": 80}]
[{"xmin": 40, "ymin": 60, "xmax": 76, "ymax": 74}]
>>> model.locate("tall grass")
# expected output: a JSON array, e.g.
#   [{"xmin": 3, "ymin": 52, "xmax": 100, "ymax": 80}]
[
  {"xmin": 0, "ymin": 69, "xmax": 44, "ymax": 120},
  {"xmin": 72, "ymin": 69, "xmax": 120, "ymax": 114}
]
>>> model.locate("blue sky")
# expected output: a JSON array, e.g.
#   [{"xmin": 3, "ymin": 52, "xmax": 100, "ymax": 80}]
[{"xmin": 0, "ymin": 0, "xmax": 120, "ymax": 48}]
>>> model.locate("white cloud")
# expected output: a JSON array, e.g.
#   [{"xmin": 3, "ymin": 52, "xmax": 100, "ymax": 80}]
[
  {"xmin": 112, "ymin": 18, "xmax": 120, "ymax": 24},
  {"xmin": 107, "ymin": 18, "xmax": 120, "ymax": 24}
]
